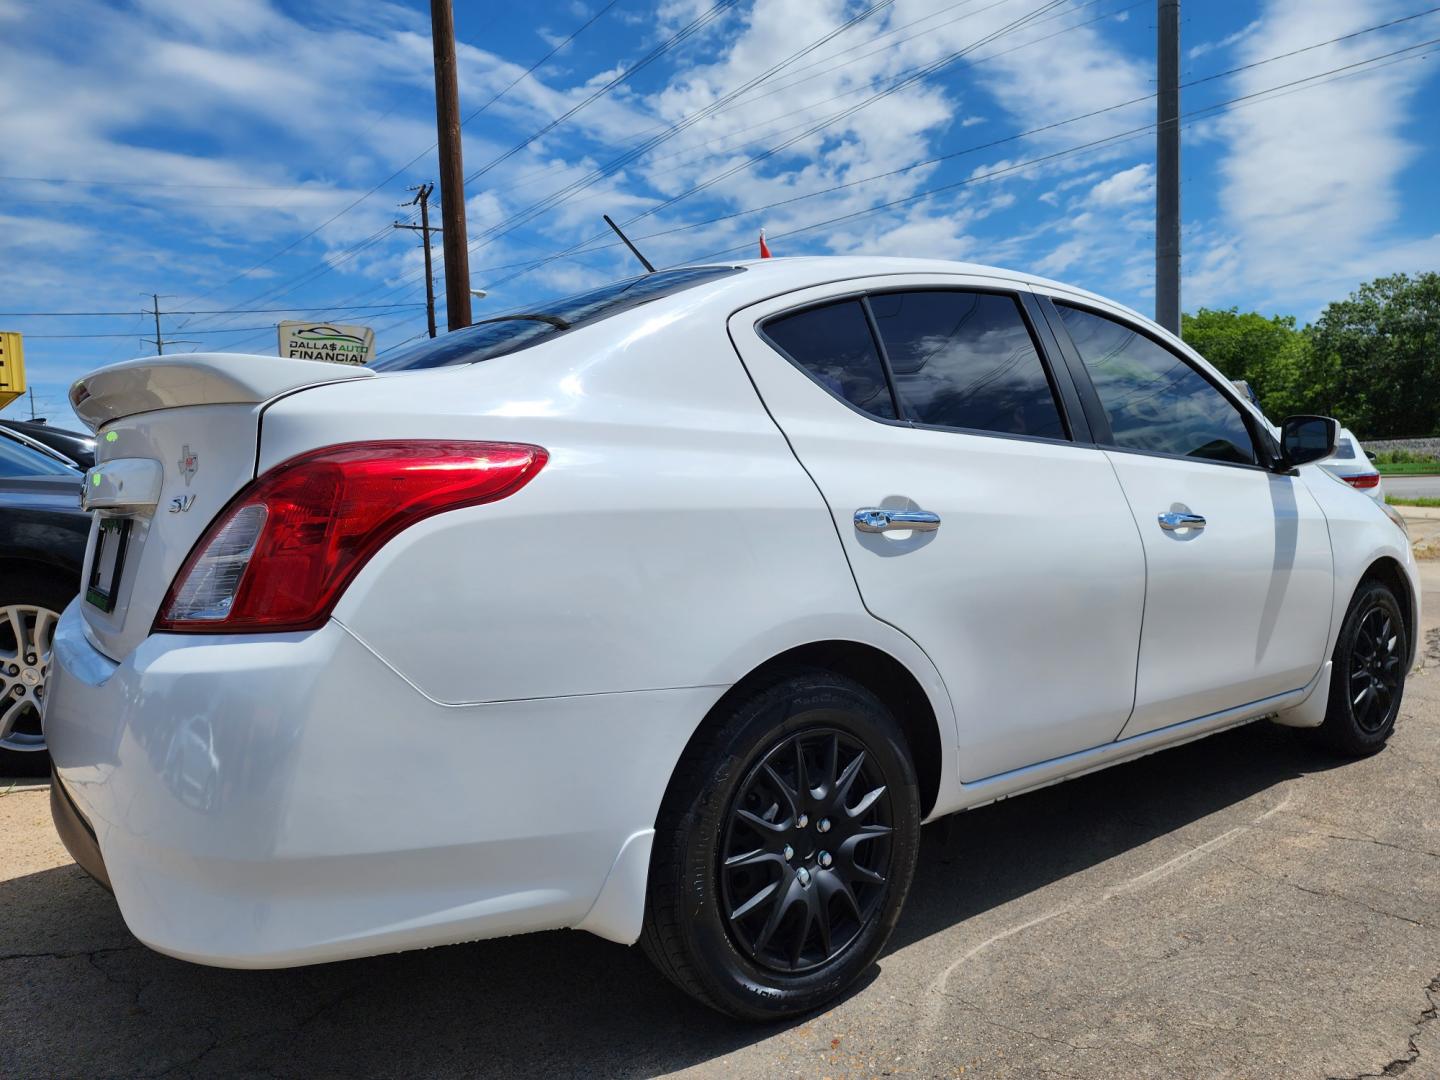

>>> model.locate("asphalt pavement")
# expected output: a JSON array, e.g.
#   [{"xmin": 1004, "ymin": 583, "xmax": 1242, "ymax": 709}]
[
  {"xmin": 4, "ymin": 565, "xmax": 1440, "ymax": 1078},
  {"xmin": 1386, "ymin": 474, "xmax": 1440, "ymax": 500}
]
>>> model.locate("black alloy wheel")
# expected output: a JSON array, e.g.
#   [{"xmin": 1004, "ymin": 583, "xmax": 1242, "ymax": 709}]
[
  {"xmin": 642, "ymin": 669, "xmax": 920, "ymax": 1020},
  {"xmin": 720, "ymin": 728, "xmax": 893, "ymax": 974},
  {"xmin": 1320, "ymin": 579, "xmax": 1409, "ymax": 756},
  {"xmin": 1347, "ymin": 605, "xmax": 1403, "ymax": 734}
]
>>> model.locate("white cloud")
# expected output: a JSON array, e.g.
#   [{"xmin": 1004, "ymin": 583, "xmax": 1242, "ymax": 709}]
[
  {"xmin": 1203, "ymin": 0, "xmax": 1440, "ymax": 310},
  {"xmin": 1088, "ymin": 162, "xmax": 1154, "ymax": 207},
  {"xmin": 967, "ymin": 0, "xmax": 1151, "ymax": 146},
  {"xmin": 17, "ymin": 0, "xmax": 1433, "ymax": 389},
  {"xmin": 1188, "ymin": 21, "xmax": 1260, "ymax": 60}
]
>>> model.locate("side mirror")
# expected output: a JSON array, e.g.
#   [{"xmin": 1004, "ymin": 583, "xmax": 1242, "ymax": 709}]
[{"xmin": 1280, "ymin": 415, "xmax": 1339, "ymax": 468}]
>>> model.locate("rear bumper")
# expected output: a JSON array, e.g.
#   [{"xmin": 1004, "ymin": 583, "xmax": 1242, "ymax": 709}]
[
  {"xmin": 44, "ymin": 600, "xmax": 719, "ymax": 968},
  {"xmin": 50, "ymin": 769, "xmax": 111, "ymax": 892}
]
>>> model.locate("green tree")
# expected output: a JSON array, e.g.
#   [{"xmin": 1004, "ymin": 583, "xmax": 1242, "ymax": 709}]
[
  {"xmin": 1307, "ymin": 272, "xmax": 1440, "ymax": 438},
  {"xmin": 1181, "ymin": 307, "xmax": 1312, "ymax": 418}
]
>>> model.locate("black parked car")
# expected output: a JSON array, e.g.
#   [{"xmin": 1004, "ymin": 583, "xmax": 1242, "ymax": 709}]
[
  {"xmin": 0, "ymin": 418, "xmax": 95, "ymax": 469},
  {"xmin": 0, "ymin": 429, "xmax": 88, "ymax": 773}
]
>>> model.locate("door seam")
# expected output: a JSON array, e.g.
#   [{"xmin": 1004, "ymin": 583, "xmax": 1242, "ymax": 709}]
[{"xmin": 1098, "ymin": 447, "xmax": 1148, "ymax": 741}]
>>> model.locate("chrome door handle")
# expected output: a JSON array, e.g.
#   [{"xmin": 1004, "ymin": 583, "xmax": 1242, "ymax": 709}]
[
  {"xmin": 1157, "ymin": 511, "xmax": 1206, "ymax": 531},
  {"xmin": 854, "ymin": 508, "xmax": 942, "ymax": 534}
]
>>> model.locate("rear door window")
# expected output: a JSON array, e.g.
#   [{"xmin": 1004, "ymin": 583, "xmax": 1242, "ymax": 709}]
[
  {"xmin": 868, "ymin": 290, "xmax": 1065, "ymax": 439},
  {"xmin": 762, "ymin": 300, "xmax": 898, "ymax": 420}
]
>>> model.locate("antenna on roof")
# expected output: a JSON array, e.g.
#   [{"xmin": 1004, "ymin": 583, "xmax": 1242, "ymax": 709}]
[{"xmin": 603, "ymin": 214, "xmax": 656, "ymax": 274}]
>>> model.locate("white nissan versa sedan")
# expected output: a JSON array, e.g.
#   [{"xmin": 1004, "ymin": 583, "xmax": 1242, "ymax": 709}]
[{"xmin": 45, "ymin": 258, "xmax": 1418, "ymax": 1020}]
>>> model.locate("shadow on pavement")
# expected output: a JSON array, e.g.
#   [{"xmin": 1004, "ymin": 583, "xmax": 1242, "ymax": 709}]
[
  {"xmin": 889, "ymin": 719, "xmax": 1347, "ymax": 953},
  {"xmin": 0, "ymin": 722, "xmax": 1352, "ymax": 1077}
]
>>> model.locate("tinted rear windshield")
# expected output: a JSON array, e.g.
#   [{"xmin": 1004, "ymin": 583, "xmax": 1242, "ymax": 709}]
[{"xmin": 371, "ymin": 265, "xmax": 743, "ymax": 372}]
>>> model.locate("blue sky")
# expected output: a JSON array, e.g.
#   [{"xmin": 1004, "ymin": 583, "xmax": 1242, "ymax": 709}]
[{"xmin": 3, "ymin": 0, "xmax": 1438, "ymax": 428}]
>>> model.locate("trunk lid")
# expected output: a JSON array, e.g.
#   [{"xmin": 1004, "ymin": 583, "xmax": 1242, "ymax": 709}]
[{"xmin": 70, "ymin": 353, "xmax": 373, "ymax": 659}]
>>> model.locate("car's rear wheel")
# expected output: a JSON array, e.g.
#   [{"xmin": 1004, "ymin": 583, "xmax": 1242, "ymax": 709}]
[
  {"xmin": 642, "ymin": 669, "xmax": 920, "ymax": 1020},
  {"xmin": 1318, "ymin": 579, "xmax": 1409, "ymax": 756},
  {"xmin": 0, "ymin": 570, "xmax": 71, "ymax": 776}
]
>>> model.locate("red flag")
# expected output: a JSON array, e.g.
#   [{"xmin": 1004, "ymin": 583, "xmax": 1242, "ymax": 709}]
[{"xmin": 759, "ymin": 229, "xmax": 772, "ymax": 259}]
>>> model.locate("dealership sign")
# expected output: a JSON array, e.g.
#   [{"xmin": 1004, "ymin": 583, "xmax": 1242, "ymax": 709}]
[{"xmin": 278, "ymin": 321, "xmax": 375, "ymax": 364}]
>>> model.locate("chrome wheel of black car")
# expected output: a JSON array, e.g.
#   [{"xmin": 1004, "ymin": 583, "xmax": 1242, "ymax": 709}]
[
  {"xmin": 0, "ymin": 603, "xmax": 58, "ymax": 754},
  {"xmin": 1348, "ymin": 605, "xmax": 1403, "ymax": 733},
  {"xmin": 720, "ymin": 727, "xmax": 893, "ymax": 974}
]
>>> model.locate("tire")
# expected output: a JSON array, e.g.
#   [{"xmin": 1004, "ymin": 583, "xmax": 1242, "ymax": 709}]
[
  {"xmin": 0, "ymin": 568, "xmax": 75, "ymax": 777},
  {"xmin": 1318, "ymin": 579, "xmax": 1409, "ymax": 757},
  {"xmin": 641, "ymin": 668, "xmax": 921, "ymax": 1020}
]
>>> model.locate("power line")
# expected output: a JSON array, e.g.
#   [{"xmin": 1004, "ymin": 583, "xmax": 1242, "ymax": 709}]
[
  {"xmin": 453, "ymin": 0, "xmax": 912, "ymax": 259},
  {"xmin": 457, "ymin": 0, "xmax": 740, "ymax": 191},
  {"xmin": 169, "ymin": 0, "xmax": 625, "ymax": 317},
  {"xmin": 214, "ymin": 3, "xmax": 1440, "ymax": 332},
  {"xmin": 629, "ymin": 0, "xmax": 1437, "ymax": 205},
  {"xmin": 473, "ymin": 31, "xmax": 1440, "ymax": 296},
  {"xmin": 635, "ymin": 11, "xmax": 1437, "ymax": 241},
  {"xmin": 355, "ymin": 0, "xmax": 1067, "ymax": 315},
  {"xmin": 465, "ymin": 0, "xmax": 1074, "ymax": 280},
  {"xmin": 297, "ymin": 1, "xmax": 1004, "ymax": 248},
  {"xmin": 295, "ymin": 0, "xmax": 1147, "ymax": 314},
  {"xmin": 678, "ymin": 38, "xmax": 1440, "ymax": 265},
  {"xmin": 521, "ymin": 0, "xmax": 1146, "ymax": 258},
  {"xmin": 0, "ymin": 304, "xmax": 426, "ymax": 317},
  {"xmin": 625, "ymin": 0, "xmax": 1013, "ymax": 146},
  {"xmin": 610, "ymin": 0, "xmax": 1146, "ymax": 182},
  {"xmin": 0, "ymin": 175, "xmax": 338, "ymax": 190},
  {"xmin": 28, "ymin": 325, "xmax": 288, "ymax": 339},
  {"xmin": 224, "ymin": 0, "xmax": 889, "ymax": 325}
]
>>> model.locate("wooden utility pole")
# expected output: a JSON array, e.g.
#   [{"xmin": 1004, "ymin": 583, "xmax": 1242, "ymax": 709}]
[
  {"xmin": 431, "ymin": 0, "xmax": 471, "ymax": 331},
  {"xmin": 395, "ymin": 183, "xmax": 440, "ymax": 338},
  {"xmin": 141, "ymin": 294, "xmax": 197, "ymax": 355},
  {"xmin": 1155, "ymin": 0, "xmax": 1181, "ymax": 334},
  {"xmin": 151, "ymin": 293, "xmax": 165, "ymax": 355}
]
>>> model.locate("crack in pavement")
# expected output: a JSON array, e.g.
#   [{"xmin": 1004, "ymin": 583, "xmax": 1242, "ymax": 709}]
[
  {"xmin": 0, "ymin": 944, "xmax": 145, "ymax": 964},
  {"xmin": 1328, "ymin": 976, "xmax": 1440, "ymax": 1079},
  {"xmin": 942, "ymin": 992, "xmax": 1103, "ymax": 1055},
  {"xmin": 1217, "ymin": 854, "xmax": 1427, "ymax": 928},
  {"xmin": 146, "ymin": 981, "xmax": 365, "ymax": 1079},
  {"xmin": 1251, "ymin": 821, "xmax": 1440, "ymax": 861}
]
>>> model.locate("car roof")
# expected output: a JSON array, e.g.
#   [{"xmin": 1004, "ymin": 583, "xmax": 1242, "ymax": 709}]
[
  {"xmin": 680, "ymin": 256, "xmax": 1156, "ymax": 328},
  {"xmin": 0, "ymin": 418, "xmax": 92, "ymax": 440},
  {"xmin": 154, "ymin": 258, "xmax": 1166, "ymax": 371}
]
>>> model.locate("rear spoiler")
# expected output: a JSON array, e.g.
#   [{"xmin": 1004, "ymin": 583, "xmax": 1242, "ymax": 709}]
[{"xmin": 69, "ymin": 352, "xmax": 375, "ymax": 432}]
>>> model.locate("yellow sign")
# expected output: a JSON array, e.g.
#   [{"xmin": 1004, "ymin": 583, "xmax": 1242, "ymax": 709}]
[{"xmin": 0, "ymin": 332, "xmax": 24, "ymax": 411}]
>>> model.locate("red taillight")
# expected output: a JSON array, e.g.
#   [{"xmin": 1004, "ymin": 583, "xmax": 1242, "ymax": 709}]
[
  {"xmin": 1343, "ymin": 473, "xmax": 1381, "ymax": 489},
  {"xmin": 156, "ymin": 441, "xmax": 547, "ymax": 633}
]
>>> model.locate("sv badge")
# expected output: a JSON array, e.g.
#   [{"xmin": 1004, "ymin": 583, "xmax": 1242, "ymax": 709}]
[{"xmin": 169, "ymin": 494, "xmax": 196, "ymax": 514}]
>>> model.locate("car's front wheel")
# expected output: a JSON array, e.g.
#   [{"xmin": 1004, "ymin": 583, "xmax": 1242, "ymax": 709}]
[
  {"xmin": 642, "ymin": 669, "xmax": 920, "ymax": 1020},
  {"xmin": 1319, "ymin": 578, "xmax": 1409, "ymax": 756}
]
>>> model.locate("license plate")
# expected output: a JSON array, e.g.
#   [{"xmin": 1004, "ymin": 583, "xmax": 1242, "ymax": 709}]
[{"xmin": 85, "ymin": 517, "xmax": 132, "ymax": 613}]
